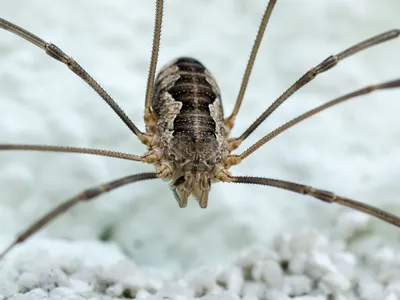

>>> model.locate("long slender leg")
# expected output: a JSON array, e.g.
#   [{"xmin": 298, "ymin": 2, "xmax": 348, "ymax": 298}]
[
  {"xmin": 224, "ymin": 175, "xmax": 400, "ymax": 228},
  {"xmin": 0, "ymin": 144, "xmax": 166, "ymax": 163},
  {"xmin": 224, "ymin": 0, "xmax": 277, "ymax": 133},
  {"xmin": 0, "ymin": 144, "xmax": 147, "ymax": 162},
  {"xmin": 0, "ymin": 172, "xmax": 158, "ymax": 260},
  {"xmin": 228, "ymin": 29, "xmax": 400, "ymax": 150},
  {"xmin": 225, "ymin": 79, "xmax": 400, "ymax": 163},
  {"xmin": 144, "ymin": 0, "xmax": 164, "ymax": 132},
  {"xmin": 0, "ymin": 19, "xmax": 142, "ymax": 137}
]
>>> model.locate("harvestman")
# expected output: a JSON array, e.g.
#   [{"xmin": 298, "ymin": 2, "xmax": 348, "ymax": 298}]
[{"xmin": 0, "ymin": 0, "xmax": 400, "ymax": 259}]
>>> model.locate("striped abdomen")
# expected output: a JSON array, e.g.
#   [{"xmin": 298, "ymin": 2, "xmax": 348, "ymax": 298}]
[
  {"xmin": 152, "ymin": 57, "xmax": 226, "ymax": 168},
  {"xmin": 152, "ymin": 57, "xmax": 221, "ymax": 137}
]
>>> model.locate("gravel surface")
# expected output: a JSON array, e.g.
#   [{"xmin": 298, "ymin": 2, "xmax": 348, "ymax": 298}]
[{"xmin": 1, "ymin": 219, "xmax": 400, "ymax": 299}]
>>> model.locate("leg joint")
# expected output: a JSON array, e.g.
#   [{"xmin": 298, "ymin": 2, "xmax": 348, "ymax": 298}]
[{"xmin": 304, "ymin": 186, "xmax": 337, "ymax": 203}]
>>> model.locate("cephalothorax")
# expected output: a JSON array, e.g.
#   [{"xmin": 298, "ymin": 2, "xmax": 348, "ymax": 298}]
[{"xmin": 0, "ymin": 0, "xmax": 400, "ymax": 259}]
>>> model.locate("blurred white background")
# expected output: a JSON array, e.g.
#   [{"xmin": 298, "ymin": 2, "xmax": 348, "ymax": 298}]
[{"xmin": 0, "ymin": 0, "xmax": 399, "ymax": 271}]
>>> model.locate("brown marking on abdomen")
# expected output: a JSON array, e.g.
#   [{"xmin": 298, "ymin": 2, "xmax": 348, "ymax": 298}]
[{"xmin": 152, "ymin": 57, "xmax": 222, "ymax": 142}]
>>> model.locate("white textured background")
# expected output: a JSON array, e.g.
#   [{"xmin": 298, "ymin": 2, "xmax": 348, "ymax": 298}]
[{"xmin": 0, "ymin": 0, "xmax": 399, "ymax": 272}]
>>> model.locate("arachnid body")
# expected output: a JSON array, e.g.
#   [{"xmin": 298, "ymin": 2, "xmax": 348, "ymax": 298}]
[
  {"xmin": 0, "ymin": 0, "xmax": 400, "ymax": 262},
  {"xmin": 150, "ymin": 57, "xmax": 227, "ymax": 207}
]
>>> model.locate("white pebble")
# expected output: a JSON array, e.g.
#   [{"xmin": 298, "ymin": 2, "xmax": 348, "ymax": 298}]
[
  {"xmin": 319, "ymin": 272, "xmax": 351, "ymax": 293},
  {"xmin": 0, "ymin": 267, "xmax": 19, "ymax": 282},
  {"xmin": 375, "ymin": 247, "xmax": 396, "ymax": 262},
  {"xmin": 274, "ymin": 234, "xmax": 293, "ymax": 261},
  {"xmin": 236, "ymin": 246, "xmax": 279, "ymax": 269},
  {"xmin": 0, "ymin": 280, "xmax": 18, "ymax": 298},
  {"xmin": 22, "ymin": 288, "xmax": 48, "ymax": 300},
  {"xmin": 7, "ymin": 294, "xmax": 26, "ymax": 300},
  {"xmin": 289, "ymin": 253, "xmax": 307, "ymax": 274},
  {"xmin": 17, "ymin": 272, "xmax": 40, "ymax": 291},
  {"xmin": 336, "ymin": 211, "xmax": 370, "ymax": 240},
  {"xmin": 330, "ymin": 252, "xmax": 357, "ymax": 279},
  {"xmin": 100, "ymin": 259, "xmax": 136, "ymax": 283},
  {"xmin": 61, "ymin": 295, "xmax": 85, "ymax": 300},
  {"xmin": 252, "ymin": 260, "xmax": 284, "ymax": 289},
  {"xmin": 305, "ymin": 251, "xmax": 337, "ymax": 279},
  {"xmin": 69, "ymin": 278, "xmax": 92, "ymax": 294},
  {"xmin": 40, "ymin": 267, "xmax": 69, "ymax": 291},
  {"xmin": 264, "ymin": 289, "xmax": 291, "ymax": 300},
  {"xmin": 358, "ymin": 277, "xmax": 384, "ymax": 300},
  {"xmin": 385, "ymin": 293, "xmax": 399, "ymax": 300},
  {"xmin": 292, "ymin": 296, "xmax": 326, "ymax": 300},
  {"xmin": 134, "ymin": 290, "xmax": 153, "ymax": 299},
  {"xmin": 49, "ymin": 286, "xmax": 75, "ymax": 298},
  {"xmin": 368, "ymin": 246, "xmax": 397, "ymax": 275},
  {"xmin": 216, "ymin": 266, "xmax": 244, "ymax": 294},
  {"xmin": 24, "ymin": 288, "xmax": 47, "ymax": 296},
  {"xmin": 13, "ymin": 250, "xmax": 53, "ymax": 274},
  {"xmin": 146, "ymin": 274, "xmax": 164, "ymax": 292},
  {"xmin": 58, "ymin": 256, "xmax": 81, "ymax": 275},
  {"xmin": 156, "ymin": 282, "xmax": 195, "ymax": 299},
  {"xmin": 105, "ymin": 283, "xmax": 123, "ymax": 297},
  {"xmin": 242, "ymin": 296, "xmax": 258, "ymax": 300},
  {"xmin": 200, "ymin": 291, "xmax": 240, "ymax": 300},
  {"xmin": 143, "ymin": 296, "xmax": 168, "ymax": 300},
  {"xmin": 241, "ymin": 282, "xmax": 266, "ymax": 298},
  {"xmin": 379, "ymin": 267, "xmax": 400, "ymax": 283},
  {"xmin": 289, "ymin": 229, "xmax": 325, "ymax": 253},
  {"xmin": 69, "ymin": 267, "xmax": 96, "ymax": 284},
  {"xmin": 386, "ymin": 281, "xmax": 400, "ymax": 297},
  {"xmin": 185, "ymin": 268, "xmax": 220, "ymax": 296},
  {"xmin": 283, "ymin": 275, "xmax": 312, "ymax": 297},
  {"xmin": 121, "ymin": 273, "xmax": 148, "ymax": 296}
]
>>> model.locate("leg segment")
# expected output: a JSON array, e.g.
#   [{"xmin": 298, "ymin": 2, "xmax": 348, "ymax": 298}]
[
  {"xmin": 0, "ymin": 18, "xmax": 142, "ymax": 137},
  {"xmin": 0, "ymin": 172, "xmax": 158, "ymax": 260},
  {"xmin": 0, "ymin": 144, "xmax": 147, "ymax": 162},
  {"xmin": 144, "ymin": 0, "xmax": 164, "ymax": 132},
  {"xmin": 231, "ymin": 79, "xmax": 400, "ymax": 161},
  {"xmin": 225, "ymin": 175, "xmax": 400, "ymax": 228},
  {"xmin": 0, "ymin": 143, "xmax": 167, "ymax": 164},
  {"xmin": 224, "ymin": 0, "xmax": 277, "ymax": 133},
  {"xmin": 230, "ymin": 29, "xmax": 400, "ymax": 148}
]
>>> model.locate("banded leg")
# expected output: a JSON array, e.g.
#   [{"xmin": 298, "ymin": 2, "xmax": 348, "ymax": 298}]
[
  {"xmin": 0, "ymin": 172, "xmax": 158, "ymax": 260},
  {"xmin": 0, "ymin": 18, "xmax": 142, "ymax": 137},
  {"xmin": 0, "ymin": 144, "xmax": 166, "ymax": 164},
  {"xmin": 144, "ymin": 0, "xmax": 164, "ymax": 133},
  {"xmin": 0, "ymin": 144, "xmax": 146, "ymax": 162},
  {"xmin": 226, "ymin": 79, "xmax": 400, "ymax": 163},
  {"xmin": 228, "ymin": 29, "xmax": 400, "ymax": 151},
  {"xmin": 224, "ymin": 0, "xmax": 277, "ymax": 133},
  {"xmin": 225, "ymin": 176, "xmax": 400, "ymax": 228}
]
